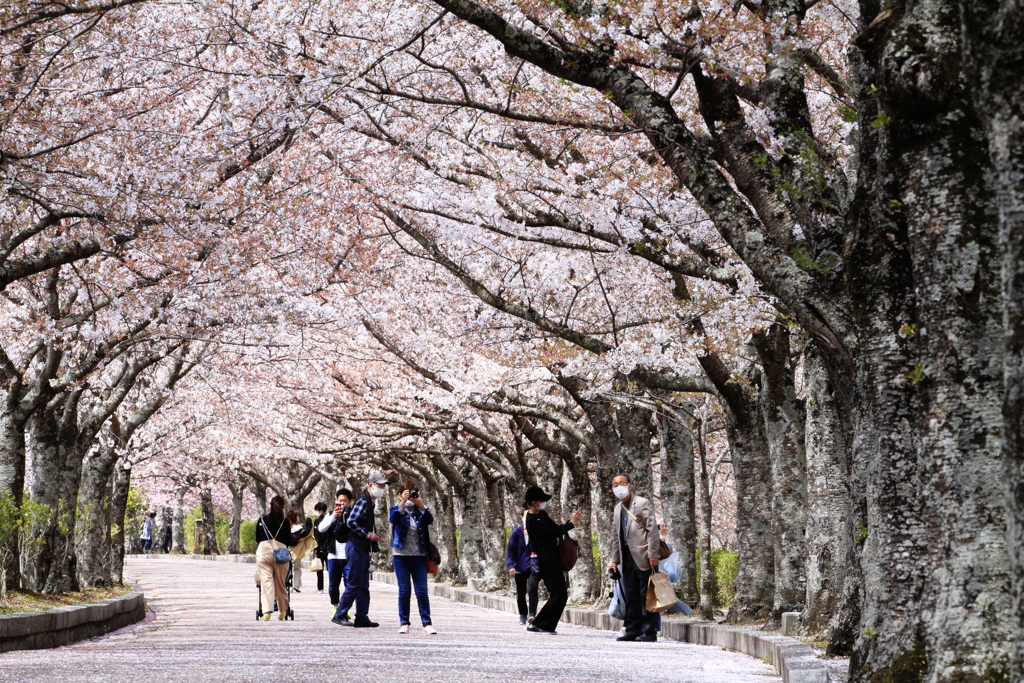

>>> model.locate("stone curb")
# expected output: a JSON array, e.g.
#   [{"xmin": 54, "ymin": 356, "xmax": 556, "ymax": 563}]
[
  {"xmin": 0, "ymin": 583, "xmax": 146, "ymax": 654},
  {"xmin": 372, "ymin": 572, "xmax": 827, "ymax": 683},
  {"xmin": 129, "ymin": 552, "xmax": 258, "ymax": 564}
]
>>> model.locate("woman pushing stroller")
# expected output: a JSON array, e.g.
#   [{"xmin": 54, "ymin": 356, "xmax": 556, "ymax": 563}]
[{"xmin": 256, "ymin": 495, "xmax": 313, "ymax": 621}]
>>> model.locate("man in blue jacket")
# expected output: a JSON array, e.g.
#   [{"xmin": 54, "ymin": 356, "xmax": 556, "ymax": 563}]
[{"xmin": 506, "ymin": 509, "xmax": 539, "ymax": 625}]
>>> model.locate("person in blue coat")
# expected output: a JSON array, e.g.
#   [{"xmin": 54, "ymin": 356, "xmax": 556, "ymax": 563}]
[
  {"xmin": 507, "ymin": 505, "xmax": 540, "ymax": 624},
  {"xmin": 390, "ymin": 478, "xmax": 437, "ymax": 634}
]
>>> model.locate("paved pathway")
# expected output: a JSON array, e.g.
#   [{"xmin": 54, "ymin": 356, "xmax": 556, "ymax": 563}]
[{"xmin": 0, "ymin": 558, "xmax": 780, "ymax": 683}]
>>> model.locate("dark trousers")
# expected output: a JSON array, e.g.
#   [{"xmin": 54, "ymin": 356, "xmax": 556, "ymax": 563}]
[
  {"xmin": 327, "ymin": 558, "xmax": 348, "ymax": 606},
  {"xmin": 531, "ymin": 561, "xmax": 567, "ymax": 632},
  {"xmin": 393, "ymin": 555, "xmax": 431, "ymax": 625},
  {"xmin": 621, "ymin": 551, "xmax": 658, "ymax": 638},
  {"xmin": 336, "ymin": 542, "xmax": 370, "ymax": 619},
  {"xmin": 514, "ymin": 570, "xmax": 540, "ymax": 617}
]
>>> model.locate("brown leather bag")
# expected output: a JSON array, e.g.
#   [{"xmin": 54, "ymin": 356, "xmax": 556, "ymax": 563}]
[
  {"xmin": 622, "ymin": 504, "xmax": 672, "ymax": 560},
  {"xmin": 559, "ymin": 534, "xmax": 579, "ymax": 571}
]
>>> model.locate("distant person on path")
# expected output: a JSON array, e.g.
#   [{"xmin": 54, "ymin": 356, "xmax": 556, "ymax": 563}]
[
  {"xmin": 507, "ymin": 506, "xmax": 539, "ymax": 625},
  {"xmin": 313, "ymin": 502, "xmax": 328, "ymax": 593},
  {"xmin": 140, "ymin": 512, "xmax": 156, "ymax": 553},
  {"xmin": 332, "ymin": 473, "xmax": 387, "ymax": 628},
  {"xmin": 608, "ymin": 473, "xmax": 660, "ymax": 642},
  {"xmin": 256, "ymin": 495, "xmax": 312, "ymax": 621},
  {"xmin": 287, "ymin": 509, "xmax": 316, "ymax": 593},
  {"xmin": 162, "ymin": 520, "xmax": 172, "ymax": 554},
  {"xmin": 390, "ymin": 478, "xmax": 437, "ymax": 634},
  {"xmin": 524, "ymin": 486, "xmax": 581, "ymax": 634},
  {"xmin": 318, "ymin": 488, "xmax": 353, "ymax": 617}
]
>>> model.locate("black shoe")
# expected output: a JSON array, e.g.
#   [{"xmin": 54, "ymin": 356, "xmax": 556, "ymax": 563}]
[
  {"xmin": 519, "ymin": 615, "xmax": 528, "ymax": 625},
  {"xmin": 527, "ymin": 626, "xmax": 557, "ymax": 634},
  {"xmin": 635, "ymin": 634, "xmax": 657, "ymax": 643},
  {"xmin": 616, "ymin": 634, "xmax": 638, "ymax": 641},
  {"xmin": 331, "ymin": 615, "xmax": 353, "ymax": 626},
  {"xmin": 292, "ymin": 587, "xmax": 300, "ymax": 593},
  {"xmin": 353, "ymin": 618, "xmax": 380, "ymax": 628}
]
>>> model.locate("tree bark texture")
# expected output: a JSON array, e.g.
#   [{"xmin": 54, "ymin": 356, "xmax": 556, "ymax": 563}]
[
  {"xmin": 76, "ymin": 440, "xmax": 120, "ymax": 587},
  {"xmin": 960, "ymin": 4, "xmax": 1024, "ymax": 679},
  {"xmin": 753, "ymin": 325, "xmax": 808, "ymax": 618},
  {"xmin": 802, "ymin": 343, "xmax": 853, "ymax": 636},
  {"xmin": 108, "ymin": 463, "xmax": 131, "ymax": 584},
  {"xmin": 226, "ymin": 478, "xmax": 245, "ymax": 555},
  {"xmin": 200, "ymin": 488, "xmax": 218, "ymax": 555},
  {"xmin": 658, "ymin": 411, "xmax": 698, "ymax": 603},
  {"xmin": 453, "ymin": 468, "xmax": 485, "ymax": 585},
  {"xmin": 844, "ymin": 2, "xmax": 1012, "ymax": 677},
  {"xmin": 171, "ymin": 487, "xmax": 187, "ymax": 555},
  {"xmin": 694, "ymin": 413, "xmax": 717, "ymax": 619}
]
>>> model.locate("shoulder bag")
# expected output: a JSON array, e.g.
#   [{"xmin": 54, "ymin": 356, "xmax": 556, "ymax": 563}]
[
  {"xmin": 261, "ymin": 517, "xmax": 292, "ymax": 564},
  {"xmin": 423, "ymin": 516, "xmax": 441, "ymax": 574},
  {"xmin": 558, "ymin": 533, "xmax": 579, "ymax": 572}
]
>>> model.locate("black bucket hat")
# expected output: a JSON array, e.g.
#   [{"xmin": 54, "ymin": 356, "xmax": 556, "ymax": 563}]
[{"xmin": 524, "ymin": 486, "xmax": 552, "ymax": 504}]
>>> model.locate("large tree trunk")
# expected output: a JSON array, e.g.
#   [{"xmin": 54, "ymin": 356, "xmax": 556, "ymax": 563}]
[
  {"xmin": 431, "ymin": 485, "xmax": 459, "ymax": 582},
  {"xmin": 565, "ymin": 455, "xmax": 599, "ymax": 603},
  {"xmin": 0, "ymin": 411, "xmax": 28, "ymax": 593},
  {"xmin": 24, "ymin": 408, "xmax": 84, "ymax": 593},
  {"xmin": 453, "ymin": 471, "xmax": 485, "ymax": 586},
  {"xmin": 200, "ymin": 488, "xmax": 219, "ymax": 555},
  {"xmin": 802, "ymin": 343, "xmax": 852, "ymax": 636},
  {"xmin": 753, "ymin": 324, "xmax": 808, "ymax": 619},
  {"xmin": 479, "ymin": 477, "xmax": 508, "ymax": 590},
  {"xmin": 171, "ymin": 488, "xmax": 187, "ymax": 554},
  {"xmin": 843, "ymin": 5, "xmax": 1013, "ymax": 678},
  {"xmin": 76, "ymin": 441, "xmax": 120, "ymax": 587},
  {"xmin": 226, "ymin": 479, "xmax": 245, "ymax": 555},
  {"xmin": 658, "ymin": 410, "xmax": 698, "ymax": 604},
  {"xmin": 694, "ymin": 411, "xmax": 717, "ymax": 620},
  {"xmin": 960, "ymin": 5, "xmax": 1024, "ymax": 680},
  {"xmin": 722, "ymin": 375, "xmax": 774, "ymax": 622},
  {"xmin": 251, "ymin": 480, "xmax": 267, "ymax": 517},
  {"xmin": 108, "ymin": 462, "xmax": 131, "ymax": 584}
]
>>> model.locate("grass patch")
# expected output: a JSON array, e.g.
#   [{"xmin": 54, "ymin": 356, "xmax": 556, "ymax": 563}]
[{"xmin": 0, "ymin": 584, "xmax": 132, "ymax": 615}]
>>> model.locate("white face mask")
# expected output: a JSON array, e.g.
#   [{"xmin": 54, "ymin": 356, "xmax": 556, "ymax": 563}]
[
  {"xmin": 613, "ymin": 485, "xmax": 630, "ymax": 500},
  {"xmin": 370, "ymin": 485, "xmax": 385, "ymax": 499},
  {"xmin": 404, "ymin": 500, "xmax": 416, "ymax": 509},
  {"xmin": 539, "ymin": 501, "xmax": 548, "ymax": 510}
]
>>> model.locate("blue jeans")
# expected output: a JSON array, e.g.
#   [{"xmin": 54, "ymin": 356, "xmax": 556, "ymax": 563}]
[
  {"xmin": 393, "ymin": 555, "xmax": 431, "ymax": 625},
  {"xmin": 327, "ymin": 558, "xmax": 347, "ymax": 606},
  {"xmin": 335, "ymin": 542, "xmax": 370, "ymax": 620}
]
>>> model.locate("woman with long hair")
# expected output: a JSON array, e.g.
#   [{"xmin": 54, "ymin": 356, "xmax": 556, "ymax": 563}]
[{"xmin": 255, "ymin": 496, "xmax": 311, "ymax": 620}]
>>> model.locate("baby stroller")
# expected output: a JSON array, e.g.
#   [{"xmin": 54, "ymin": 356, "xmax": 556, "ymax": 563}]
[{"xmin": 255, "ymin": 560, "xmax": 295, "ymax": 620}]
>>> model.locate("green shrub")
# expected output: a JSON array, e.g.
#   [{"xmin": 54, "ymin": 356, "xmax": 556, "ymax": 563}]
[
  {"xmin": 712, "ymin": 549, "xmax": 738, "ymax": 607},
  {"xmin": 695, "ymin": 548, "xmax": 739, "ymax": 608},
  {"xmin": 240, "ymin": 521, "xmax": 257, "ymax": 554}
]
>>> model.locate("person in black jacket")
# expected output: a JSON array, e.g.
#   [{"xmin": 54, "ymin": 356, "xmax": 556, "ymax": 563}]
[
  {"xmin": 256, "ymin": 495, "xmax": 312, "ymax": 621},
  {"xmin": 524, "ymin": 486, "xmax": 581, "ymax": 634},
  {"xmin": 317, "ymin": 488, "xmax": 353, "ymax": 616},
  {"xmin": 312, "ymin": 502, "xmax": 328, "ymax": 593}
]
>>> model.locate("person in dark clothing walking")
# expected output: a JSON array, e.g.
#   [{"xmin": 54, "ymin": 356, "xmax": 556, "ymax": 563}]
[
  {"xmin": 507, "ymin": 506, "xmax": 539, "ymax": 625},
  {"xmin": 162, "ymin": 521, "xmax": 172, "ymax": 554},
  {"xmin": 332, "ymin": 473, "xmax": 387, "ymax": 628},
  {"xmin": 524, "ymin": 486, "xmax": 581, "ymax": 634},
  {"xmin": 312, "ymin": 502, "xmax": 328, "ymax": 593}
]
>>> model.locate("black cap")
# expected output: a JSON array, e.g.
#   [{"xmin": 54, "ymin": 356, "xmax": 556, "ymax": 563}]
[{"xmin": 524, "ymin": 486, "xmax": 552, "ymax": 504}]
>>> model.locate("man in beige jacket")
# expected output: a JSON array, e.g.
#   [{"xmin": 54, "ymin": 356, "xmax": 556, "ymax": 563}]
[{"xmin": 608, "ymin": 473, "xmax": 660, "ymax": 642}]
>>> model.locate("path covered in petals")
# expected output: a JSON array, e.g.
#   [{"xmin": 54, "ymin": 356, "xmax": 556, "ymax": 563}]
[{"xmin": 0, "ymin": 558, "xmax": 780, "ymax": 683}]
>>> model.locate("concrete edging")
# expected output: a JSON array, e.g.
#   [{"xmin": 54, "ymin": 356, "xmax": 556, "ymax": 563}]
[
  {"xmin": 130, "ymin": 552, "xmax": 258, "ymax": 564},
  {"xmin": 372, "ymin": 572, "xmax": 827, "ymax": 683},
  {"xmin": 0, "ymin": 584, "xmax": 146, "ymax": 654}
]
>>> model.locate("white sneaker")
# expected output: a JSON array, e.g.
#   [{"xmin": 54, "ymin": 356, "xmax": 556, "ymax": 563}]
[
  {"xmin": 398, "ymin": 624, "xmax": 410, "ymax": 634},
  {"xmin": 424, "ymin": 624, "xmax": 437, "ymax": 635}
]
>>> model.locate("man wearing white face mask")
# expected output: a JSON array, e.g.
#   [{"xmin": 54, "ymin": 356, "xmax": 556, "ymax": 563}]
[
  {"xmin": 608, "ymin": 473, "xmax": 660, "ymax": 642},
  {"xmin": 333, "ymin": 472, "xmax": 387, "ymax": 628}
]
